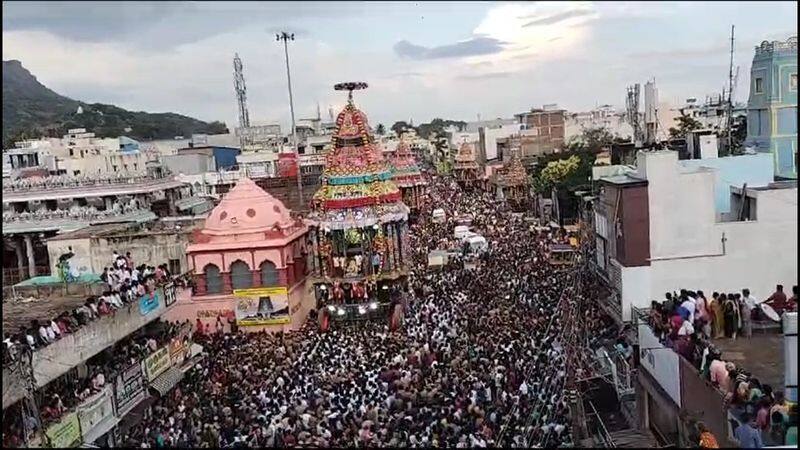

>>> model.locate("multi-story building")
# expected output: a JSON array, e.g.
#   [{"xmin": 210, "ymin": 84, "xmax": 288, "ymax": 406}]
[
  {"xmin": 513, "ymin": 104, "xmax": 567, "ymax": 155},
  {"xmin": 2, "ymin": 281, "xmax": 190, "ymax": 447},
  {"xmin": 744, "ymin": 35, "xmax": 798, "ymax": 179},
  {"xmin": 592, "ymin": 150, "xmax": 795, "ymax": 323}
]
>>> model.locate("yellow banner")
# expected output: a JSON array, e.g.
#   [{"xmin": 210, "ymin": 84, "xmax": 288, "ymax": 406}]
[
  {"xmin": 236, "ymin": 316, "xmax": 291, "ymax": 326},
  {"xmin": 143, "ymin": 347, "xmax": 170, "ymax": 381},
  {"xmin": 234, "ymin": 287, "xmax": 288, "ymax": 297},
  {"xmin": 45, "ymin": 412, "xmax": 81, "ymax": 448}
]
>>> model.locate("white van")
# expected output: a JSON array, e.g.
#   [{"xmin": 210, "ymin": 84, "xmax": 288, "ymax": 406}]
[
  {"xmin": 465, "ymin": 235, "xmax": 488, "ymax": 253},
  {"xmin": 454, "ymin": 225, "xmax": 472, "ymax": 240}
]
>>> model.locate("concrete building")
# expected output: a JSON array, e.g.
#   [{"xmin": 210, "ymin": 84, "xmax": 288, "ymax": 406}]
[
  {"xmin": 514, "ymin": 105, "xmax": 567, "ymax": 153},
  {"xmin": 44, "ymin": 218, "xmax": 202, "ymax": 278},
  {"xmin": 593, "ymin": 150, "xmax": 796, "ymax": 323},
  {"xmin": 744, "ymin": 36, "xmax": 798, "ymax": 179},
  {"xmin": 478, "ymin": 123, "xmax": 521, "ymax": 162},
  {"xmin": 165, "ymin": 178, "xmax": 313, "ymax": 332}
]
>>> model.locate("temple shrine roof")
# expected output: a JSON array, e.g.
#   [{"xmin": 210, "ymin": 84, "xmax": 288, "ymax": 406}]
[
  {"xmin": 495, "ymin": 153, "xmax": 529, "ymax": 187},
  {"xmin": 308, "ymin": 84, "xmax": 408, "ymax": 230},
  {"xmin": 390, "ymin": 138, "xmax": 427, "ymax": 188},
  {"xmin": 454, "ymin": 142, "xmax": 480, "ymax": 170},
  {"xmin": 197, "ymin": 177, "xmax": 306, "ymax": 243}
]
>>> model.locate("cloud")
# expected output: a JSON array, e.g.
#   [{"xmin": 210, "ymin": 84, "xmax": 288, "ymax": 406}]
[
  {"xmin": 455, "ymin": 72, "xmax": 511, "ymax": 81},
  {"xmin": 393, "ymin": 37, "xmax": 506, "ymax": 60},
  {"xmin": 1, "ymin": 1, "xmax": 366, "ymax": 50},
  {"xmin": 522, "ymin": 9, "xmax": 593, "ymax": 27}
]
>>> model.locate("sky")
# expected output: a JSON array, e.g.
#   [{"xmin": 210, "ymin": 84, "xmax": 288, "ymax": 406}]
[{"xmin": 3, "ymin": 1, "xmax": 797, "ymax": 132}]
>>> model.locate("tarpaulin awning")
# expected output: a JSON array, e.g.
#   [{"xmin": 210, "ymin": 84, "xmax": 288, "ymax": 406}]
[{"xmin": 149, "ymin": 366, "xmax": 183, "ymax": 397}]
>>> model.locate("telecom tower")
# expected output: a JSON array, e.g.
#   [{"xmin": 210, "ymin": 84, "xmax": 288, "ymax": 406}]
[
  {"xmin": 644, "ymin": 79, "xmax": 658, "ymax": 146},
  {"xmin": 625, "ymin": 84, "xmax": 644, "ymax": 147},
  {"xmin": 233, "ymin": 53, "xmax": 251, "ymax": 129}
]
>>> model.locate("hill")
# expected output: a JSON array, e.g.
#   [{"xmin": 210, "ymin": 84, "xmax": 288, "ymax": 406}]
[{"xmin": 2, "ymin": 60, "xmax": 228, "ymax": 146}]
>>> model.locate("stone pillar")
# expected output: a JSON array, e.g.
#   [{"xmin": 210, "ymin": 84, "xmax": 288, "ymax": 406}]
[
  {"xmin": 295, "ymin": 257, "xmax": 305, "ymax": 279},
  {"xmin": 221, "ymin": 272, "xmax": 233, "ymax": 294},
  {"xmin": 251, "ymin": 270, "xmax": 261, "ymax": 288},
  {"xmin": 278, "ymin": 268, "xmax": 289, "ymax": 286},
  {"xmin": 24, "ymin": 234, "xmax": 36, "ymax": 278},
  {"xmin": 286, "ymin": 262, "xmax": 295, "ymax": 287},
  {"xmin": 193, "ymin": 274, "xmax": 207, "ymax": 296},
  {"xmin": 13, "ymin": 239, "xmax": 25, "ymax": 278}
]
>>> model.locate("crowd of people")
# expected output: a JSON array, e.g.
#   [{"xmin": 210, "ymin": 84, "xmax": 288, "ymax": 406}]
[
  {"xmin": 115, "ymin": 174, "xmax": 618, "ymax": 448},
  {"xmin": 2, "ymin": 171, "xmax": 166, "ymax": 192},
  {"xmin": 2, "ymin": 319, "xmax": 191, "ymax": 448},
  {"xmin": 647, "ymin": 287, "xmax": 798, "ymax": 448},
  {"xmin": 2, "ymin": 251, "xmax": 178, "ymax": 366}
]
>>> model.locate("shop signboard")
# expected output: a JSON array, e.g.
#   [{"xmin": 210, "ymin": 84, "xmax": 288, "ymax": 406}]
[
  {"xmin": 138, "ymin": 289, "xmax": 161, "ymax": 316},
  {"xmin": 45, "ymin": 412, "xmax": 82, "ymax": 448},
  {"xmin": 114, "ymin": 363, "xmax": 146, "ymax": 416},
  {"xmin": 143, "ymin": 347, "xmax": 170, "ymax": 382},
  {"xmin": 168, "ymin": 322, "xmax": 193, "ymax": 366},
  {"xmin": 76, "ymin": 386, "xmax": 115, "ymax": 443},
  {"xmin": 233, "ymin": 287, "xmax": 290, "ymax": 327},
  {"xmin": 163, "ymin": 282, "xmax": 176, "ymax": 307}
]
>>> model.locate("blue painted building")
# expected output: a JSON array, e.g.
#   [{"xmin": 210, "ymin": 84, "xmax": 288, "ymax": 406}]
[
  {"xmin": 178, "ymin": 145, "xmax": 241, "ymax": 170},
  {"xmin": 118, "ymin": 136, "xmax": 140, "ymax": 153},
  {"xmin": 744, "ymin": 36, "xmax": 797, "ymax": 179},
  {"xmin": 678, "ymin": 153, "xmax": 774, "ymax": 214}
]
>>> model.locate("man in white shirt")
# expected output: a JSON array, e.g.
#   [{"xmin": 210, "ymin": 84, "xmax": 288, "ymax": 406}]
[
  {"xmin": 678, "ymin": 319, "xmax": 695, "ymax": 336},
  {"xmin": 680, "ymin": 296, "xmax": 696, "ymax": 324},
  {"xmin": 742, "ymin": 289, "xmax": 758, "ymax": 309}
]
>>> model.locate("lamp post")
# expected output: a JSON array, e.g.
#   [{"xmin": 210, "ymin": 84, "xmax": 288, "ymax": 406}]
[{"xmin": 277, "ymin": 31, "xmax": 303, "ymax": 205}]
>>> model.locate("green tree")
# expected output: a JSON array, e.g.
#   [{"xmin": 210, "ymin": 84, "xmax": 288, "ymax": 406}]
[
  {"xmin": 668, "ymin": 114, "xmax": 703, "ymax": 139},
  {"xmin": 391, "ymin": 121, "xmax": 412, "ymax": 136}
]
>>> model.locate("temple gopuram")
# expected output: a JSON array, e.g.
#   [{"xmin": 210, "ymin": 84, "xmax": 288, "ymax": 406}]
[
  {"xmin": 453, "ymin": 141, "xmax": 485, "ymax": 189},
  {"xmin": 389, "ymin": 136, "xmax": 428, "ymax": 212},
  {"xmin": 306, "ymin": 82, "xmax": 410, "ymax": 323},
  {"xmin": 492, "ymin": 151, "xmax": 530, "ymax": 209}
]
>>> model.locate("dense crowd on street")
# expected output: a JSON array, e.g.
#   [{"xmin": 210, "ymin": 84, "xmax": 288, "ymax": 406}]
[
  {"xmin": 116, "ymin": 175, "xmax": 619, "ymax": 448},
  {"xmin": 647, "ymin": 286, "xmax": 798, "ymax": 447}
]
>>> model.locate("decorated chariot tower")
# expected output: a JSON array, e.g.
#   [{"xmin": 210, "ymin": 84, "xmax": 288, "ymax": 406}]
[
  {"xmin": 389, "ymin": 136, "xmax": 428, "ymax": 212},
  {"xmin": 453, "ymin": 141, "xmax": 485, "ymax": 189},
  {"xmin": 306, "ymin": 82, "xmax": 410, "ymax": 314},
  {"xmin": 492, "ymin": 150, "xmax": 530, "ymax": 209}
]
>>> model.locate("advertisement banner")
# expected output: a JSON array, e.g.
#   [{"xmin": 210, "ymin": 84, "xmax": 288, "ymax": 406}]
[
  {"xmin": 163, "ymin": 282, "xmax": 177, "ymax": 307},
  {"xmin": 76, "ymin": 386, "xmax": 114, "ymax": 441},
  {"xmin": 139, "ymin": 290, "xmax": 161, "ymax": 316},
  {"xmin": 45, "ymin": 412, "xmax": 82, "ymax": 448},
  {"xmin": 233, "ymin": 287, "xmax": 290, "ymax": 327},
  {"xmin": 143, "ymin": 347, "xmax": 170, "ymax": 382},
  {"xmin": 169, "ymin": 322, "xmax": 193, "ymax": 366},
  {"xmin": 115, "ymin": 363, "xmax": 146, "ymax": 416}
]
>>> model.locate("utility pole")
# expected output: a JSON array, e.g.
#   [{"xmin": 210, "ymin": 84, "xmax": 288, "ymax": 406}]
[
  {"xmin": 727, "ymin": 25, "xmax": 735, "ymax": 154},
  {"xmin": 277, "ymin": 31, "xmax": 304, "ymax": 205}
]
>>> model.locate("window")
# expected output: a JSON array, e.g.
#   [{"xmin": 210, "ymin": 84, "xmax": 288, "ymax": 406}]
[
  {"xmin": 260, "ymin": 260, "xmax": 279, "ymax": 286},
  {"xmin": 73, "ymin": 170, "xmax": 81, "ymax": 176},
  {"xmin": 230, "ymin": 260, "xmax": 252, "ymax": 290},
  {"xmin": 204, "ymin": 264, "xmax": 222, "ymax": 294},
  {"xmin": 168, "ymin": 259, "xmax": 181, "ymax": 275},
  {"xmin": 791, "ymin": 74, "xmax": 798, "ymax": 91},
  {"xmin": 755, "ymin": 77, "xmax": 764, "ymax": 94}
]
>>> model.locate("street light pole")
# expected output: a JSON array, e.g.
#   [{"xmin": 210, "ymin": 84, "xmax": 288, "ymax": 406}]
[{"xmin": 277, "ymin": 31, "xmax": 304, "ymax": 206}]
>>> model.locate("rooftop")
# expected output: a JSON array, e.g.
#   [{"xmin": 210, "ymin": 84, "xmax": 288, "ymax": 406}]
[
  {"xmin": 598, "ymin": 173, "xmax": 647, "ymax": 186},
  {"xmin": 712, "ymin": 333, "xmax": 785, "ymax": 391},
  {"xmin": 2, "ymin": 291, "xmax": 97, "ymax": 333}
]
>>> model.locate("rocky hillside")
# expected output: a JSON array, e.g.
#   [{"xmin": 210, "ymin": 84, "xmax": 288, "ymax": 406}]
[{"xmin": 3, "ymin": 60, "xmax": 228, "ymax": 146}]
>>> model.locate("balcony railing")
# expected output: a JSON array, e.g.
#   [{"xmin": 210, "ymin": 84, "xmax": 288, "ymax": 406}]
[{"xmin": 2, "ymin": 286, "xmax": 180, "ymax": 409}]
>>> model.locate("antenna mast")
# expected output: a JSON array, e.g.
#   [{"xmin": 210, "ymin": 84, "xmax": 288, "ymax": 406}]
[
  {"xmin": 233, "ymin": 53, "xmax": 251, "ymax": 129},
  {"xmin": 726, "ymin": 25, "xmax": 735, "ymax": 153}
]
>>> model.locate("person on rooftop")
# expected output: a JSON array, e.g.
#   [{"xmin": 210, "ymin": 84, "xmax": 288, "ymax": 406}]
[{"xmin": 764, "ymin": 285, "xmax": 789, "ymax": 315}]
